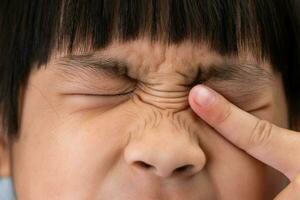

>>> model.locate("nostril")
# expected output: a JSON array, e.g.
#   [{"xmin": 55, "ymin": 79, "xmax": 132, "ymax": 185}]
[
  {"xmin": 174, "ymin": 164, "xmax": 194, "ymax": 174},
  {"xmin": 124, "ymin": 143, "xmax": 206, "ymax": 177},
  {"xmin": 133, "ymin": 161, "xmax": 154, "ymax": 170}
]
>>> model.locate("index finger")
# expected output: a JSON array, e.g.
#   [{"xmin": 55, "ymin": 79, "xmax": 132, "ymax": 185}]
[{"xmin": 189, "ymin": 85, "xmax": 300, "ymax": 179}]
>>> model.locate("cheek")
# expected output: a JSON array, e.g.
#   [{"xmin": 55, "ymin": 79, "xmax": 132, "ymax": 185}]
[
  {"xmin": 199, "ymin": 125, "xmax": 287, "ymax": 199},
  {"xmin": 12, "ymin": 86, "xmax": 132, "ymax": 196},
  {"xmin": 12, "ymin": 119, "xmax": 129, "ymax": 197},
  {"xmin": 195, "ymin": 125, "xmax": 268, "ymax": 199}
]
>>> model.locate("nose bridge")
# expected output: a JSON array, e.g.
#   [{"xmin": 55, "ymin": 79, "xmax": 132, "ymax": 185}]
[
  {"xmin": 134, "ymin": 80, "xmax": 191, "ymax": 111},
  {"xmin": 130, "ymin": 109, "xmax": 196, "ymax": 144},
  {"xmin": 143, "ymin": 110, "xmax": 196, "ymax": 143},
  {"xmin": 124, "ymin": 110, "xmax": 206, "ymax": 178}
]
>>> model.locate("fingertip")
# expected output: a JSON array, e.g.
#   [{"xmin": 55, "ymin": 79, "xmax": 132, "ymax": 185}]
[{"xmin": 189, "ymin": 85, "xmax": 216, "ymax": 109}]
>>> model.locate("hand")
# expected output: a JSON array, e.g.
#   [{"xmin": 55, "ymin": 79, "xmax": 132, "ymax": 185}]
[{"xmin": 188, "ymin": 85, "xmax": 300, "ymax": 200}]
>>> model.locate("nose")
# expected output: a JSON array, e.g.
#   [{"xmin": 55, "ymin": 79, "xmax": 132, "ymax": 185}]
[{"xmin": 124, "ymin": 123, "xmax": 206, "ymax": 178}]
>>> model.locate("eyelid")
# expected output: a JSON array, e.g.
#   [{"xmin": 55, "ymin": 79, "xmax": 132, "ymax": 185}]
[
  {"xmin": 75, "ymin": 90, "xmax": 133, "ymax": 97},
  {"xmin": 55, "ymin": 66, "xmax": 137, "ymax": 96},
  {"xmin": 63, "ymin": 88, "xmax": 135, "ymax": 97},
  {"xmin": 244, "ymin": 102, "xmax": 272, "ymax": 112}
]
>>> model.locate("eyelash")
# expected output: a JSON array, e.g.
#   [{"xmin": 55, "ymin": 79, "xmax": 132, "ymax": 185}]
[
  {"xmin": 246, "ymin": 103, "xmax": 271, "ymax": 113},
  {"xmin": 72, "ymin": 90, "xmax": 134, "ymax": 97}
]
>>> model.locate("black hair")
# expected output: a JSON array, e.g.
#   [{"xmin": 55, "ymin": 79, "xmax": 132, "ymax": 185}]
[{"xmin": 0, "ymin": 0, "xmax": 300, "ymax": 136}]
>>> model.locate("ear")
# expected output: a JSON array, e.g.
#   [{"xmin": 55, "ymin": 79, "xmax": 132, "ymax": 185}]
[{"xmin": 0, "ymin": 125, "xmax": 11, "ymax": 177}]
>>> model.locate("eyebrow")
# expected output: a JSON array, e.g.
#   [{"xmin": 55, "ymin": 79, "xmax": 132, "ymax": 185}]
[
  {"xmin": 57, "ymin": 53, "xmax": 273, "ymax": 86},
  {"xmin": 57, "ymin": 54, "xmax": 130, "ymax": 78}
]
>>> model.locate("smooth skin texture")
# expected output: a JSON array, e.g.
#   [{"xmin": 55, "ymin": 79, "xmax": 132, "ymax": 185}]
[
  {"xmin": 8, "ymin": 40, "xmax": 290, "ymax": 199},
  {"xmin": 189, "ymin": 85, "xmax": 300, "ymax": 199},
  {"xmin": 0, "ymin": 138, "xmax": 10, "ymax": 177}
]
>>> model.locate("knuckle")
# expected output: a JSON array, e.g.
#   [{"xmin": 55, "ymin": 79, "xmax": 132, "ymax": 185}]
[{"xmin": 246, "ymin": 120, "xmax": 273, "ymax": 150}]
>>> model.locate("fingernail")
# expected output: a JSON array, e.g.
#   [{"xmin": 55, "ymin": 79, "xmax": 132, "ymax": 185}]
[{"xmin": 194, "ymin": 86, "xmax": 216, "ymax": 107}]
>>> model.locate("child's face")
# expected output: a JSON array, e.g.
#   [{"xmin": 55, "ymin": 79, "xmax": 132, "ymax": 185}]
[{"xmin": 11, "ymin": 40, "xmax": 288, "ymax": 199}]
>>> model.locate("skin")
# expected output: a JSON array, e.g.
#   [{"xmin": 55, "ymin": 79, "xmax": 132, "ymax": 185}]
[
  {"xmin": 188, "ymin": 85, "xmax": 300, "ymax": 199},
  {"xmin": 0, "ymin": 138, "xmax": 10, "ymax": 177},
  {"xmin": 1, "ymin": 39, "xmax": 291, "ymax": 199}
]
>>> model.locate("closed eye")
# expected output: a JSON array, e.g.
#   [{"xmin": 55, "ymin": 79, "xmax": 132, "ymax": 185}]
[{"xmin": 66, "ymin": 90, "xmax": 134, "ymax": 97}]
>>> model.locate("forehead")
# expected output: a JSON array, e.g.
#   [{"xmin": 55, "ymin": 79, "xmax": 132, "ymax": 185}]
[{"xmin": 97, "ymin": 39, "xmax": 222, "ymax": 67}]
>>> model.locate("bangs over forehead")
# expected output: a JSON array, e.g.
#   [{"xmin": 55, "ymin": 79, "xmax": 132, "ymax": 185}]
[
  {"xmin": 0, "ymin": 0, "xmax": 299, "ymax": 135},
  {"xmin": 58, "ymin": 0, "xmax": 258, "ymax": 53},
  {"xmin": 3, "ymin": 0, "xmax": 297, "ymax": 63}
]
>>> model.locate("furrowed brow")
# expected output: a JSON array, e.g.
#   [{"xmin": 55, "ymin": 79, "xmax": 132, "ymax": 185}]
[
  {"xmin": 56, "ymin": 53, "xmax": 273, "ymax": 87},
  {"xmin": 199, "ymin": 63, "xmax": 273, "ymax": 84},
  {"xmin": 57, "ymin": 53, "xmax": 129, "ymax": 77},
  {"xmin": 199, "ymin": 63, "xmax": 274, "ymax": 105}
]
